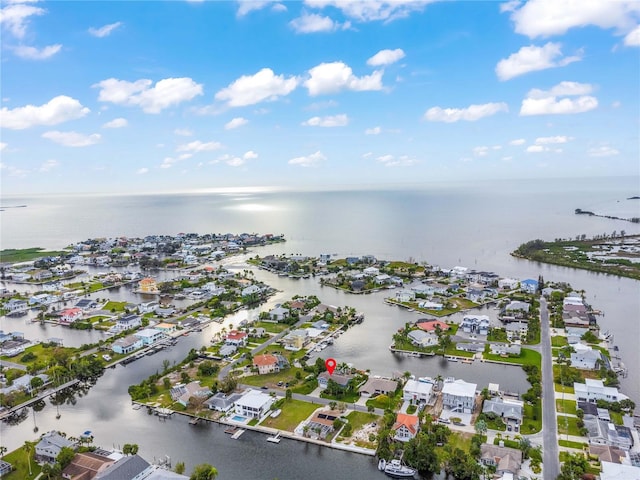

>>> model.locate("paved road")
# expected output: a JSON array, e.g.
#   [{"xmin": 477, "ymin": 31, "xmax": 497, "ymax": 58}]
[
  {"xmin": 540, "ymin": 296, "xmax": 560, "ymax": 479},
  {"xmin": 0, "ymin": 359, "xmax": 27, "ymax": 371}
]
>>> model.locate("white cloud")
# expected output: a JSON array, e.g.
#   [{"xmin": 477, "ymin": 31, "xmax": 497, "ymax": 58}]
[
  {"xmin": 243, "ymin": 150, "xmax": 258, "ymax": 160},
  {"xmin": 362, "ymin": 152, "xmax": 373, "ymax": 158},
  {"xmin": 376, "ymin": 154, "xmax": 417, "ymax": 167},
  {"xmin": 174, "ymin": 128, "xmax": 193, "ymax": 136},
  {"xmin": 526, "ymin": 145, "xmax": 547, "ymax": 153},
  {"xmin": 236, "ymin": 0, "xmax": 275, "ymax": 16},
  {"xmin": 588, "ymin": 146, "xmax": 620, "ymax": 157},
  {"xmin": 624, "ymin": 25, "xmax": 640, "ymax": 46},
  {"xmin": 94, "ymin": 77, "xmax": 203, "ymax": 113},
  {"xmin": 0, "ymin": 162, "xmax": 29, "ymax": 178},
  {"xmin": 137, "ymin": 167, "xmax": 149, "ymax": 174},
  {"xmin": 102, "ymin": 117, "xmax": 128, "ymax": 129},
  {"xmin": 496, "ymin": 42, "xmax": 582, "ymax": 81},
  {"xmin": 302, "ymin": 114, "xmax": 348, "ymax": 127},
  {"xmin": 367, "ymin": 48, "xmax": 405, "ymax": 66},
  {"xmin": 176, "ymin": 140, "xmax": 222, "ymax": 153},
  {"xmin": 520, "ymin": 81, "xmax": 598, "ymax": 116},
  {"xmin": 215, "ymin": 68, "xmax": 298, "ymax": 107},
  {"xmin": 12, "ymin": 44, "xmax": 62, "ymax": 60},
  {"xmin": 365, "ymin": 126, "xmax": 382, "ymax": 135},
  {"xmin": 473, "ymin": 146, "xmax": 490, "ymax": 157},
  {"xmin": 510, "ymin": 138, "xmax": 526, "ymax": 145},
  {"xmin": 42, "ymin": 130, "xmax": 101, "ymax": 147},
  {"xmin": 502, "ymin": 156, "xmax": 513, "ymax": 161},
  {"xmin": 217, "ymin": 150, "xmax": 259, "ymax": 167},
  {"xmin": 224, "ymin": 117, "xmax": 249, "ymax": 130},
  {"xmin": 0, "ymin": 95, "xmax": 90, "ymax": 130},
  {"xmin": 305, "ymin": 100, "xmax": 339, "ymax": 110},
  {"xmin": 507, "ymin": 0, "xmax": 640, "ymax": 38},
  {"xmin": 304, "ymin": 0, "xmax": 435, "ymax": 22},
  {"xmin": 160, "ymin": 157, "xmax": 178, "ymax": 169},
  {"xmin": 535, "ymin": 135, "xmax": 572, "ymax": 144},
  {"xmin": 424, "ymin": 102, "xmax": 508, "ymax": 122},
  {"xmin": 304, "ymin": 61, "xmax": 383, "ymax": 96},
  {"xmin": 0, "ymin": 142, "xmax": 6, "ymax": 151},
  {"xmin": 500, "ymin": 0, "xmax": 521, "ymax": 13},
  {"xmin": 88, "ymin": 21, "xmax": 122, "ymax": 38},
  {"xmin": 39, "ymin": 159, "xmax": 59, "ymax": 172},
  {"xmin": 288, "ymin": 150, "xmax": 326, "ymax": 167},
  {"xmin": 0, "ymin": 3, "xmax": 45, "ymax": 39},
  {"xmin": 289, "ymin": 11, "xmax": 350, "ymax": 33}
]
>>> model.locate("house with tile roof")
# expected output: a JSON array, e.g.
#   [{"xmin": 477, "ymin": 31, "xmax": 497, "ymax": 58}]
[
  {"xmin": 253, "ymin": 354, "xmax": 289, "ymax": 375},
  {"xmin": 393, "ymin": 413, "xmax": 419, "ymax": 442}
]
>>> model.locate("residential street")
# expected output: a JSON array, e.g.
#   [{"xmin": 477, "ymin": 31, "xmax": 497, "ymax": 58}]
[{"xmin": 540, "ymin": 296, "xmax": 560, "ymax": 479}]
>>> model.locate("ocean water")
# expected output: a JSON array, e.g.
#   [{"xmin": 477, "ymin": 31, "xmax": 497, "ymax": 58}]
[{"xmin": 1, "ymin": 176, "xmax": 639, "ymax": 478}]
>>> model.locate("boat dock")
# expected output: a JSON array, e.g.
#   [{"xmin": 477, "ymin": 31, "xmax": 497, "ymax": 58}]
[
  {"xmin": 266, "ymin": 432, "xmax": 281, "ymax": 443},
  {"xmin": 231, "ymin": 429, "xmax": 246, "ymax": 439}
]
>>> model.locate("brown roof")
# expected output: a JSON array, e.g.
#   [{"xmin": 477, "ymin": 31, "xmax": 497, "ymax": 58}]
[
  {"xmin": 589, "ymin": 445, "xmax": 626, "ymax": 464},
  {"xmin": 253, "ymin": 354, "xmax": 278, "ymax": 367},
  {"xmin": 393, "ymin": 413, "xmax": 419, "ymax": 435},
  {"xmin": 309, "ymin": 409, "xmax": 341, "ymax": 427},
  {"xmin": 62, "ymin": 452, "xmax": 114, "ymax": 480},
  {"xmin": 416, "ymin": 320, "xmax": 450, "ymax": 332}
]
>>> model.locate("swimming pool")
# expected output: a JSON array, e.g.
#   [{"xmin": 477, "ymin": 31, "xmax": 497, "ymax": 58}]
[{"xmin": 231, "ymin": 415, "xmax": 247, "ymax": 422}]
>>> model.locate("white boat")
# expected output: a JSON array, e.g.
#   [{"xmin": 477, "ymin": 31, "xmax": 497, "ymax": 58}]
[{"xmin": 383, "ymin": 459, "xmax": 416, "ymax": 478}]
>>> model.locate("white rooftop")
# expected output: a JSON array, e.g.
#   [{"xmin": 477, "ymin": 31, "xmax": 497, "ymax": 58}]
[
  {"xmin": 236, "ymin": 389, "xmax": 272, "ymax": 409},
  {"xmin": 600, "ymin": 461, "xmax": 640, "ymax": 480},
  {"xmin": 404, "ymin": 379, "xmax": 433, "ymax": 395},
  {"xmin": 442, "ymin": 379, "xmax": 476, "ymax": 398},
  {"xmin": 135, "ymin": 328, "xmax": 162, "ymax": 338}
]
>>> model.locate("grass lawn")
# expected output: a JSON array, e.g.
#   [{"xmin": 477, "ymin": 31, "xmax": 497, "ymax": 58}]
[
  {"xmin": 260, "ymin": 399, "xmax": 318, "ymax": 431},
  {"xmin": 609, "ymin": 411, "xmax": 623, "ymax": 425},
  {"xmin": 521, "ymin": 401, "xmax": 542, "ymax": 434},
  {"xmin": 2, "ymin": 445, "xmax": 43, "ymax": 480},
  {"xmin": 103, "ymin": 301, "xmax": 128, "ymax": 312},
  {"xmin": 483, "ymin": 348, "xmax": 541, "ymax": 367},
  {"xmin": 557, "ymin": 416, "xmax": 583, "ymax": 436},
  {"xmin": 556, "ymin": 399, "xmax": 577, "ymax": 415},
  {"xmin": 345, "ymin": 411, "xmax": 379, "ymax": 432},
  {"xmin": 320, "ymin": 390, "xmax": 360, "ymax": 403},
  {"xmin": 0, "ymin": 247, "xmax": 66, "ymax": 263},
  {"xmin": 559, "ymin": 439, "xmax": 587, "ymax": 450},
  {"xmin": 252, "ymin": 321, "xmax": 290, "ymax": 334},
  {"xmin": 241, "ymin": 368, "xmax": 304, "ymax": 388},
  {"xmin": 366, "ymin": 393, "xmax": 401, "ymax": 411},
  {"xmin": 551, "ymin": 336, "xmax": 569, "ymax": 347},
  {"xmin": 3, "ymin": 344, "xmax": 78, "ymax": 367},
  {"xmin": 445, "ymin": 344, "xmax": 475, "ymax": 358},
  {"xmin": 555, "ymin": 383, "xmax": 575, "ymax": 394},
  {"xmin": 449, "ymin": 297, "xmax": 479, "ymax": 310},
  {"xmin": 291, "ymin": 379, "xmax": 317, "ymax": 395}
]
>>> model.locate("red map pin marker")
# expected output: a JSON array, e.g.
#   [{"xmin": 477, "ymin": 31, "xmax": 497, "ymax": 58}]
[{"xmin": 325, "ymin": 358, "xmax": 336, "ymax": 375}]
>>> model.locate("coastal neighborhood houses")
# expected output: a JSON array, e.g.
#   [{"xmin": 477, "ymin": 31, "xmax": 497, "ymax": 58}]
[{"xmin": 1, "ymin": 237, "xmax": 639, "ymax": 480}]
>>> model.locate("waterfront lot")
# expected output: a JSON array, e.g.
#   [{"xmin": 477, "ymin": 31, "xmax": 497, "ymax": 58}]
[{"xmin": 260, "ymin": 399, "xmax": 318, "ymax": 431}]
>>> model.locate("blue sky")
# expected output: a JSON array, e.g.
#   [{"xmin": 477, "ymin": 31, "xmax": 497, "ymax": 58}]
[{"xmin": 1, "ymin": 0, "xmax": 639, "ymax": 194}]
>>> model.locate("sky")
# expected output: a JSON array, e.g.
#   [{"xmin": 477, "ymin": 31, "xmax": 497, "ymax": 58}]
[{"xmin": 0, "ymin": 0, "xmax": 639, "ymax": 195}]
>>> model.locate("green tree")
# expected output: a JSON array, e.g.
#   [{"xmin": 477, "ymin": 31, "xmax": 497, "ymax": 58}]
[
  {"xmin": 285, "ymin": 389, "xmax": 292, "ymax": 401},
  {"xmin": 557, "ymin": 453, "xmax": 589, "ymax": 480},
  {"xmin": 57, "ymin": 446, "xmax": 76, "ymax": 469},
  {"xmin": 175, "ymin": 461, "xmax": 186, "ymax": 474},
  {"xmin": 190, "ymin": 463, "xmax": 218, "ymax": 480},
  {"xmin": 41, "ymin": 462, "xmax": 61, "ymax": 480},
  {"xmin": 30, "ymin": 376, "xmax": 44, "ymax": 390},
  {"xmin": 474, "ymin": 419, "xmax": 487, "ymax": 436},
  {"xmin": 23, "ymin": 440, "xmax": 36, "ymax": 477}
]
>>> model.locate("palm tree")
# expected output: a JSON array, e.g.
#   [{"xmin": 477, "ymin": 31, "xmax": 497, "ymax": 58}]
[{"xmin": 23, "ymin": 440, "xmax": 35, "ymax": 477}]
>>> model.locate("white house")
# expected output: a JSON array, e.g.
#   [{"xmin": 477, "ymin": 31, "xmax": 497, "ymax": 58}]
[
  {"xmin": 115, "ymin": 314, "xmax": 142, "ymax": 332},
  {"xmin": 35, "ymin": 431, "xmax": 76, "ymax": 463},
  {"xmin": 520, "ymin": 279, "xmax": 538, "ymax": 294},
  {"xmin": 395, "ymin": 290, "xmax": 416, "ymax": 302},
  {"xmin": 505, "ymin": 322, "xmax": 528, "ymax": 342},
  {"xmin": 234, "ymin": 389, "xmax": 274, "ymax": 419},
  {"xmin": 268, "ymin": 306, "xmax": 290, "ymax": 322},
  {"xmin": 111, "ymin": 335, "xmax": 143, "ymax": 354},
  {"xmin": 5, "ymin": 299, "xmax": 28, "ymax": 315},
  {"xmin": 241, "ymin": 285, "xmax": 261, "ymax": 297},
  {"xmin": 442, "ymin": 379, "xmax": 477, "ymax": 414},
  {"xmin": 403, "ymin": 379, "xmax": 434, "ymax": 404},
  {"xmin": 498, "ymin": 278, "xmax": 519, "ymax": 290},
  {"xmin": 574, "ymin": 379, "xmax": 629, "ymax": 403},
  {"xmin": 134, "ymin": 328, "xmax": 164, "ymax": 346},
  {"xmin": 363, "ymin": 266, "xmax": 380, "ymax": 276},
  {"xmin": 393, "ymin": 413, "xmax": 419, "ymax": 442},
  {"xmin": 570, "ymin": 346, "xmax": 602, "ymax": 370},
  {"xmin": 408, "ymin": 330, "xmax": 437, "ymax": 347},
  {"xmin": 461, "ymin": 315, "xmax": 490, "ymax": 335}
]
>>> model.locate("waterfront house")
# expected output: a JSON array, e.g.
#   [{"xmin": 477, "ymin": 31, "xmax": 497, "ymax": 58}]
[
  {"xmin": 318, "ymin": 371, "xmax": 353, "ymax": 390},
  {"xmin": 418, "ymin": 301, "xmax": 444, "ymax": 310},
  {"xmin": 224, "ymin": 330, "xmax": 248, "ymax": 347},
  {"xmin": 375, "ymin": 274, "xmax": 391, "ymax": 284},
  {"xmin": 281, "ymin": 329, "xmax": 309, "ymax": 351},
  {"xmin": 219, "ymin": 344, "xmax": 236, "ymax": 357},
  {"xmin": 408, "ymin": 329, "xmax": 438, "ymax": 347},
  {"xmin": 115, "ymin": 314, "xmax": 141, "ymax": 332},
  {"xmin": 600, "ymin": 462, "xmax": 640, "ymax": 480},
  {"xmin": 234, "ymin": 389, "xmax": 274, "ymax": 419},
  {"xmin": 403, "ymin": 379, "xmax": 434, "ymax": 404},
  {"xmin": 138, "ymin": 278, "xmax": 159, "ymax": 293},
  {"xmin": 111, "ymin": 335, "xmax": 143, "ymax": 355},
  {"xmin": 480, "ymin": 444, "xmax": 522, "ymax": 476},
  {"xmin": 358, "ymin": 378, "xmax": 398, "ymax": 397},
  {"xmin": 205, "ymin": 392, "xmax": 243, "ymax": 412},
  {"xmin": 490, "ymin": 343, "xmax": 521, "ymax": 356},
  {"xmin": 482, "ymin": 398, "xmax": 524, "ymax": 428},
  {"xmin": 504, "ymin": 301, "xmax": 531, "ymax": 317},
  {"xmin": 0, "ymin": 373, "xmax": 49, "ymax": 395},
  {"xmin": 461, "ymin": 315, "xmax": 490, "ymax": 335},
  {"xmin": 59, "ymin": 308, "xmax": 83, "ymax": 325},
  {"xmin": 170, "ymin": 381, "xmax": 212, "ymax": 407},
  {"xmin": 138, "ymin": 301, "xmax": 159, "ymax": 314},
  {"xmin": 456, "ymin": 343, "xmax": 485, "ymax": 353},
  {"xmin": 75, "ymin": 299, "xmax": 98, "ymax": 311},
  {"xmin": 416, "ymin": 320, "xmax": 450, "ymax": 333},
  {"xmin": 519, "ymin": 279, "xmax": 538, "ymax": 294},
  {"xmin": 93, "ymin": 454, "xmax": 150, "ymax": 480},
  {"xmin": 311, "ymin": 320, "xmax": 329, "ymax": 330},
  {"xmin": 466, "ymin": 288, "xmax": 487, "ymax": 303},
  {"xmin": 253, "ymin": 354, "xmax": 288, "ymax": 375},
  {"xmin": 36, "ymin": 431, "xmax": 77, "ymax": 463},
  {"xmin": 584, "ymin": 418, "xmax": 634, "ymax": 450},
  {"xmin": 241, "ymin": 285, "xmax": 262, "ymax": 297},
  {"xmin": 442, "ymin": 379, "xmax": 476, "ymax": 414},
  {"xmin": 268, "ymin": 306, "xmax": 290, "ymax": 322},
  {"xmin": 574, "ymin": 379, "xmax": 629, "ymax": 403},
  {"xmin": 570, "ymin": 346, "xmax": 602, "ymax": 370},
  {"xmin": 134, "ymin": 328, "xmax": 164, "ymax": 346},
  {"xmin": 395, "ymin": 290, "xmax": 416, "ymax": 302},
  {"xmin": 61, "ymin": 451, "xmax": 115, "ymax": 479},
  {"xmin": 498, "ymin": 278, "xmax": 519, "ymax": 290},
  {"xmin": 154, "ymin": 322, "xmax": 176, "ymax": 334},
  {"xmin": 5, "ymin": 298, "xmax": 28, "ymax": 315},
  {"xmin": 305, "ymin": 409, "xmax": 342, "ymax": 439},
  {"xmin": 393, "ymin": 413, "xmax": 419, "ymax": 442}
]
